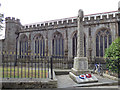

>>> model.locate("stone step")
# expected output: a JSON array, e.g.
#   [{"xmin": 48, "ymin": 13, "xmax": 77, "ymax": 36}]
[
  {"xmin": 73, "ymin": 81, "xmax": 118, "ymax": 87},
  {"xmin": 54, "ymin": 69, "xmax": 71, "ymax": 75}
]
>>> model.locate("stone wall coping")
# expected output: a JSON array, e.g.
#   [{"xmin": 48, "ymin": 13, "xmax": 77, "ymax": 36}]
[{"xmin": 20, "ymin": 10, "xmax": 119, "ymax": 31}]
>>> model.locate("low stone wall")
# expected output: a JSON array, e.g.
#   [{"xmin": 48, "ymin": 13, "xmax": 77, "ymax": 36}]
[
  {"xmin": 2, "ymin": 70, "xmax": 57, "ymax": 89},
  {"xmin": 2, "ymin": 78, "xmax": 57, "ymax": 89}
]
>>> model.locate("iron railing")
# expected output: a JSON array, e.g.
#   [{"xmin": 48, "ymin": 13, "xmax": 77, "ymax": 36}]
[
  {"xmin": 51, "ymin": 56, "xmax": 73, "ymax": 69},
  {"xmin": 1, "ymin": 52, "xmax": 74, "ymax": 79},
  {"xmin": 2, "ymin": 54, "xmax": 50, "ymax": 79}
]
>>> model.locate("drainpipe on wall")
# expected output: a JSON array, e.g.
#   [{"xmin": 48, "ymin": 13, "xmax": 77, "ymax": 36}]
[
  {"xmin": 15, "ymin": 31, "xmax": 19, "ymax": 66},
  {"xmin": 118, "ymin": 1, "xmax": 120, "ymax": 37}
]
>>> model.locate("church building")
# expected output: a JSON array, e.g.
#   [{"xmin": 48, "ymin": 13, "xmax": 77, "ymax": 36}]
[{"xmin": 0, "ymin": 4, "xmax": 120, "ymax": 67}]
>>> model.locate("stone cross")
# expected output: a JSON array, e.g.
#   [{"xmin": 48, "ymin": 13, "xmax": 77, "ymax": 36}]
[
  {"xmin": 69, "ymin": 10, "xmax": 98, "ymax": 84},
  {"xmin": 77, "ymin": 9, "xmax": 84, "ymax": 57}
]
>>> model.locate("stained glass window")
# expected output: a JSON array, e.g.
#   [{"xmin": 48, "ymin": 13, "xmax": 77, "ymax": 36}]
[
  {"xmin": 19, "ymin": 35, "xmax": 28, "ymax": 58},
  {"xmin": 52, "ymin": 32, "xmax": 64, "ymax": 56},
  {"xmin": 100, "ymin": 35, "xmax": 103, "ymax": 57},
  {"xmin": 72, "ymin": 32, "xmax": 86, "ymax": 57},
  {"xmin": 96, "ymin": 35, "xmax": 99, "ymax": 57},
  {"xmin": 104, "ymin": 35, "xmax": 107, "ymax": 49},
  {"xmin": 96, "ymin": 29, "xmax": 112, "ymax": 57},
  {"xmin": 72, "ymin": 33, "xmax": 77, "ymax": 57},
  {"xmin": 34, "ymin": 34, "xmax": 45, "ymax": 56},
  {"xmin": 109, "ymin": 35, "xmax": 112, "ymax": 45}
]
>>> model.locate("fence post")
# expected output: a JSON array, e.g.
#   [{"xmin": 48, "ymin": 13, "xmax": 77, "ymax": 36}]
[
  {"xmin": 50, "ymin": 56, "xmax": 53, "ymax": 79},
  {"xmin": 2, "ymin": 52, "xmax": 4, "ymax": 78}
]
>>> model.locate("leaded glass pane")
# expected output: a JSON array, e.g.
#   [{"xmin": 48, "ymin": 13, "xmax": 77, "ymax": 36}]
[
  {"xmin": 40, "ymin": 40, "xmax": 42, "ymax": 56},
  {"xmin": 62, "ymin": 39, "xmax": 64, "ymax": 55},
  {"xmin": 96, "ymin": 35, "xmax": 99, "ymax": 57},
  {"xmin": 96, "ymin": 30, "xmax": 112, "ymax": 57},
  {"xmin": 19, "ymin": 35, "xmax": 28, "ymax": 58},
  {"xmin": 104, "ymin": 35, "xmax": 107, "ymax": 49},
  {"xmin": 72, "ymin": 32, "xmax": 86, "ymax": 57},
  {"xmin": 109, "ymin": 35, "xmax": 112, "ymax": 46},
  {"xmin": 43, "ymin": 40, "xmax": 45, "ymax": 56},
  {"xmin": 34, "ymin": 34, "xmax": 45, "ymax": 56},
  {"xmin": 101, "ymin": 29, "xmax": 105, "ymax": 32},
  {"xmin": 37, "ymin": 40, "xmax": 39, "ymax": 53},
  {"xmin": 72, "ymin": 38, "xmax": 75, "ymax": 57},
  {"xmin": 52, "ymin": 40, "xmax": 54, "ymax": 55},
  {"xmin": 100, "ymin": 35, "xmax": 103, "ymax": 57},
  {"xmin": 106, "ymin": 31, "xmax": 110, "ymax": 35},
  {"xmin": 52, "ymin": 32, "xmax": 64, "ymax": 56},
  {"xmin": 98, "ymin": 31, "xmax": 101, "ymax": 35},
  {"xmin": 59, "ymin": 39, "xmax": 61, "ymax": 56},
  {"xmin": 72, "ymin": 33, "xmax": 77, "ymax": 57},
  {"xmin": 20, "ymin": 41, "xmax": 21, "ymax": 55},
  {"xmin": 55, "ymin": 39, "xmax": 57, "ymax": 55}
]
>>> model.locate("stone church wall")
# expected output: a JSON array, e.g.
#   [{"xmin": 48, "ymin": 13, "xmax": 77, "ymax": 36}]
[
  {"xmin": 0, "ymin": 40, "xmax": 3, "ymax": 64},
  {"xmin": 2, "ymin": 10, "xmax": 120, "ymax": 64}
]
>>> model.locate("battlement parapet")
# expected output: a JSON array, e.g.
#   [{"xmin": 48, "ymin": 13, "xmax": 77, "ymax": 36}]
[
  {"xmin": 5, "ymin": 17, "xmax": 20, "ymax": 24},
  {"xmin": 83, "ymin": 10, "xmax": 119, "ymax": 22},
  {"xmin": 22, "ymin": 17, "xmax": 77, "ymax": 30},
  {"xmin": 21, "ymin": 11, "xmax": 119, "ymax": 30}
]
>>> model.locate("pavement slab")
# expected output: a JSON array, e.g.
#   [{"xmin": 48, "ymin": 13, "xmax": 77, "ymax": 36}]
[{"xmin": 56, "ymin": 74, "xmax": 118, "ymax": 88}]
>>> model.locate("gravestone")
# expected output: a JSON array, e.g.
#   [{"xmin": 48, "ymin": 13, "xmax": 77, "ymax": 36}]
[{"xmin": 69, "ymin": 9, "xmax": 98, "ymax": 83}]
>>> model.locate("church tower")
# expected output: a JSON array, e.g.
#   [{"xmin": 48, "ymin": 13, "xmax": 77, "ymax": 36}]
[{"xmin": 3, "ymin": 17, "xmax": 21, "ymax": 53}]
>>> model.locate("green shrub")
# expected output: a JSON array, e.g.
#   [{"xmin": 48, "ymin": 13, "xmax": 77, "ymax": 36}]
[{"xmin": 105, "ymin": 37, "xmax": 120, "ymax": 73}]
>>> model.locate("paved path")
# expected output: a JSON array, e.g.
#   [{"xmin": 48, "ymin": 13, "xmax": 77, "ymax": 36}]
[{"xmin": 56, "ymin": 74, "xmax": 118, "ymax": 88}]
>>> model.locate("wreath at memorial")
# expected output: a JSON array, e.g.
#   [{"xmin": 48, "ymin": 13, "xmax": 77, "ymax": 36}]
[
  {"xmin": 79, "ymin": 74, "xmax": 92, "ymax": 79},
  {"xmin": 79, "ymin": 74, "xmax": 86, "ymax": 79},
  {"xmin": 86, "ymin": 74, "xmax": 92, "ymax": 78}
]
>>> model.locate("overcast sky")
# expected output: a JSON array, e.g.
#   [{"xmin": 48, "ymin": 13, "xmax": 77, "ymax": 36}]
[
  {"xmin": 1, "ymin": 0, "xmax": 119, "ymax": 25},
  {"xmin": 0, "ymin": 0, "xmax": 119, "ymax": 39}
]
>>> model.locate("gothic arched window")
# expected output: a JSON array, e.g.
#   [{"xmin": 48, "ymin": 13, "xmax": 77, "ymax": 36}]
[
  {"xmin": 52, "ymin": 32, "xmax": 64, "ymax": 56},
  {"xmin": 72, "ymin": 32, "xmax": 86, "ymax": 57},
  {"xmin": 72, "ymin": 33, "xmax": 77, "ymax": 57},
  {"xmin": 34, "ymin": 34, "xmax": 45, "ymax": 56},
  {"xmin": 19, "ymin": 35, "xmax": 28, "ymax": 57},
  {"xmin": 96, "ymin": 29, "xmax": 112, "ymax": 57}
]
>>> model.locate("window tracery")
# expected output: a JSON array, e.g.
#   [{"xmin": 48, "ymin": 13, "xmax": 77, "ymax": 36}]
[
  {"xmin": 34, "ymin": 34, "xmax": 45, "ymax": 56},
  {"xmin": 96, "ymin": 29, "xmax": 112, "ymax": 57},
  {"xmin": 52, "ymin": 32, "xmax": 64, "ymax": 56},
  {"xmin": 72, "ymin": 32, "xmax": 86, "ymax": 57},
  {"xmin": 19, "ymin": 34, "xmax": 28, "ymax": 58}
]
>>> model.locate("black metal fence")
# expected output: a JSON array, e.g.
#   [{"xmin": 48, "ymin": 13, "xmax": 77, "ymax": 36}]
[
  {"xmin": 51, "ymin": 56, "xmax": 73, "ymax": 69},
  {"xmin": 1, "ymin": 52, "xmax": 74, "ymax": 79},
  {"xmin": 2, "ymin": 54, "xmax": 50, "ymax": 79}
]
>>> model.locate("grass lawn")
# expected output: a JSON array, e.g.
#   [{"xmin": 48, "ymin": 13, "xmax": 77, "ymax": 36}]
[{"xmin": 2, "ymin": 66, "xmax": 48, "ymax": 78}]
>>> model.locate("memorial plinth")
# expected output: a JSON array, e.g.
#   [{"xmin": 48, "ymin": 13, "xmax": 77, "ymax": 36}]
[
  {"xmin": 71, "ymin": 57, "xmax": 90, "ymax": 76},
  {"xmin": 69, "ymin": 9, "xmax": 98, "ymax": 83}
]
